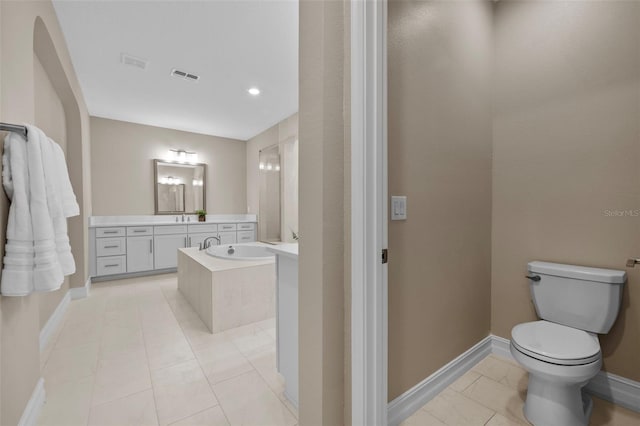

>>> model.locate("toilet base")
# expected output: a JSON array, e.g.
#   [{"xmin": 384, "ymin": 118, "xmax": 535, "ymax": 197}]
[{"xmin": 523, "ymin": 374, "xmax": 592, "ymax": 426}]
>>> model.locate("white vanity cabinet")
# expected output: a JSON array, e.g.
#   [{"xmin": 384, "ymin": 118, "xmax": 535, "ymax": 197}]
[
  {"xmin": 187, "ymin": 224, "xmax": 218, "ymax": 248},
  {"xmin": 90, "ymin": 218, "xmax": 257, "ymax": 279},
  {"xmin": 126, "ymin": 235, "xmax": 154, "ymax": 272}
]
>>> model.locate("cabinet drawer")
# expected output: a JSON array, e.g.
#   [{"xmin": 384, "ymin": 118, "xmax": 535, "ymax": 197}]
[
  {"xmin": 187, "ymin": 224, "xmax": 218, "ymax": 233},
  {"xmin": 96, "ymin": 237, "xmax": 126, "ymax": 257},
  {"xmin": 97, "ymin": 256, "xmax": 126, "ymax": 275},
  {"xmin": 96, "ymin": 227, "xmax": 125, "ymax": 238},
  {"xmin": 154, "ymin": 225, "xmax": 188, "ymax": 235},
  {"xmin": 218, "ymin": 223, "xmax": 237, "ymax": 232},
  {"xmin": 237, "ymin": 230, "xmax": 255, "ymax": 243},
  {"xmin": 237, "ymin": 223, "xmax": 255, "ymax": 231},
  {"xmin": 127, "ymin": 226, "xmax": 153, "ymax": 236}
]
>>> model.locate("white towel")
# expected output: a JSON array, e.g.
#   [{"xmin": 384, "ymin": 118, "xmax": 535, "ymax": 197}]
[
  {"xmin": 41, "ymin": 136, "xmax": 78, "ymax": 276},
  {"xmin": 1, "ymin": 125, "xmax": 79, "ymax": 296}
]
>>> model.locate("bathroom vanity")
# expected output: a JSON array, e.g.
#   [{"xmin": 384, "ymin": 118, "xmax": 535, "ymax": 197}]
[
  {"xmin": 89, "ymin": 215, "xmax": 257, "ymax": 279},
  {"xmin": 267, "ymin": 243, "xmax": 299, "ymax": 408}
]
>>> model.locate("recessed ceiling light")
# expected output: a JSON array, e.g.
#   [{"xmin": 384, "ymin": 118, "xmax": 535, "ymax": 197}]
[{"xmin": 248, "ymin": 87, "xmax": 261, "ymax": 96}]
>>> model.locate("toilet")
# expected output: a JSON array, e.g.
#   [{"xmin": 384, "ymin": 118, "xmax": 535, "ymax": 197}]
[{"xmin": 510, "ymin": 261, "xmax": 626, "ymax": 426}]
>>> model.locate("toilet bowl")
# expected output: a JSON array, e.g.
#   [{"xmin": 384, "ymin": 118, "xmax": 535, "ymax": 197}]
[
  {"xmin": 510, "ymin": 262, "xmax": 625, "ymax": 426},
  {"xmin": 510, "ymin": 320, "xmax": 602, "ymax": 426}
]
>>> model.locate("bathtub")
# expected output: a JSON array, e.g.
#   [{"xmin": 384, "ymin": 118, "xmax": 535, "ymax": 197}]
[{"xmin": 206, "ymin": 243, "xmax": 275, "ymax": 261}]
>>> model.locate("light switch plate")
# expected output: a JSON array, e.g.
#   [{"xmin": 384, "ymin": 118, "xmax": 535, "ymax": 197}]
[{"xmin": 391, "ymin": 196, "xmax": 407, "ymax": 220}]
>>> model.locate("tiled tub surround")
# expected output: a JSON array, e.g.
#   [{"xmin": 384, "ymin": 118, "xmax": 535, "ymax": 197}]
[
  {"xmin": 177, "ymin": 247, "xmax": 275, "ymax": 333},
  {"xmin": 89, "ymin": 215, "xmax": 257, "ymax": 279}
]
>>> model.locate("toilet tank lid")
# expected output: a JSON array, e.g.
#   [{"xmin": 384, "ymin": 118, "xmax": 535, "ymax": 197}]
[{"xmin": 528, "ymin": 261, "xmax": 626, "ymax": 284}]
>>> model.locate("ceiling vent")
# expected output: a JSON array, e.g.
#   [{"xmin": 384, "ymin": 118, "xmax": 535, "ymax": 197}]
[
  {"xmin": 171, "ymin": 69, "xmax": 200, "ymax": 82},
  {"xmin": 121, "ymin": 53, "xmax": 148, "ymax": 70}
]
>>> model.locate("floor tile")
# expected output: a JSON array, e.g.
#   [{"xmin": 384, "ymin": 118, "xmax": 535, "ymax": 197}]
[
  {"xmin": 212, "ymin": 370, "xmax": 297, "ymax": 426},
  {"xmin": 91, "ymin": 355, "xmax": 152, "ymax": 406},
  {"xmin": 168, "ymin": 406, "xmax": 230, "ymax": 426},
  {"xmin": 472, "ymin": 355, "xmax": 518, "ymax": 383},
  {"xmin": 193, "ymin": 334, "xmax": 254, "ymax": 385},
  {"xmin": 43, "ymin": 341, "xmax": 100, "ymax": 385},
  {"xmin": 462, "ymin": 376, "xmax": 528, "ymax": 424},
  {"xmin": 224, "ymin": 323, "xmax": 274, "ymax": 357},
  {"xmin": 38, "ymin": 376, "xmax": 94, "ymax": 426},
  {"xmin": 88, "ymin": 389, "xmax": 158, "ymax": 426},
  {"xmin": 590, "ymin": 396, "xmax": 640, "ymax": 426},
  {"xmin": 449, "ymin": 370, "xmax": 482, "ymax": 392},
  {"xmin": 151, "ymin": 359, "xmax": 219, "ymax": 425},
  {"xmin": 423, "ymin": 388, "xmax": 495, "ymax": 426},
  {"xmin": 485, "ymin": 413, "xmax": 527, "ymax": 426},
  {"xmin": 400, "ymin": 409, "xmax": 446, "ymax": 426}
]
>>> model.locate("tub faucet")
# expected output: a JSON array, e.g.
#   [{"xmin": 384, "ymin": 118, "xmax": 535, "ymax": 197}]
[{"xmin": 200, "ymin": 236, "xmax": 221, "ymax": 250}]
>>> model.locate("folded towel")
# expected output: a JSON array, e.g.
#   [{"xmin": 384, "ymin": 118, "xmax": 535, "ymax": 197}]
[
  {"xmin": 1, "ymin": 131, "xmax": 35, "ymax": 296},
  {"xmin": 1, "ymin": 125, "xmax": 78, "ymax": 296},
  {"xmin": 41, "ymin": 137, "xmax": 78, "ymax": 276}
]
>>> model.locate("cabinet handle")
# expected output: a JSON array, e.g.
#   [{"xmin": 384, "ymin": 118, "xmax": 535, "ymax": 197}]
[
  {"xmin": 188, "ymin": 237, "xmax": 191, "ymax": 246},
  {"xmin": 133, "ymin": 229, "xmax": 146, "ymax": 233},
  {"xmin": 104, "ymin": 245, "xmax": 118, "ymax": 249},
  {"xmin": 184, "ymin": 237, "xmax": 187, "ymax": 247},
  {"xmin": 104, "ymin": 230, "xmax": 118, "ymax": 234},
  {"xmin": 105, "ymin": 264, "xmax": 119, "ymax": 268},
  {"xmin": 150, "ymin": 240, "xmax": 153, "ymax": 253}
]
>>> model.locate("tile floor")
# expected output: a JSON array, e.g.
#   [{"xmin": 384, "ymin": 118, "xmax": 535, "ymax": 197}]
[
  {"xmin": 401, "ymin": 355, "xmax": 640, "ymax": 426},
  {"xmin": 38, "ymin": 273, "xmax": 297, "ymax": 426},
  {"xmin": 38, "ymin": 273, "xmax": 640, "ymax": 426}
]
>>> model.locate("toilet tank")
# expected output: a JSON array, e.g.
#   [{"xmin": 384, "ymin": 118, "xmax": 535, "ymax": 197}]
[{"xmin": 527, "ymin": 261, "xmax": 626, "ymax": 334}]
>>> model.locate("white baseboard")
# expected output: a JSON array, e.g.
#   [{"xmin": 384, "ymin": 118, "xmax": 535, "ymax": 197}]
[
  {"xmin": 39, "ymin": 290, "xmax": 71, "ymax": 352},
  {"xmin": 489, "ymin": 335, "xmax": 640, "ymax": 413},
  {"xmin": 69, "ymin": 276, "xmax": 91, "ymax": 300},
  {"xmin": 587, "ymin": 371, "xmax": 640, "ymax": 413},
  {"xmin": 18, "ymin": 377, "xmax": 45, "ymax": 426},
  {"xmin": 387, "ymin": 336, "xmax": 493, "ymax": 426}
]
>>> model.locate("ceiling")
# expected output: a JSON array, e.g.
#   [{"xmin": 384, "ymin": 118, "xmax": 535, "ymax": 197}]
[{"xmin": 52, "ymin": 0, "xmax": 298, "ymax": 141}]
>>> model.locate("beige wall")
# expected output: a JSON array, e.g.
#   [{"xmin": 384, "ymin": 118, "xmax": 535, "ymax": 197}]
[
  {"xmin": 492, "ymin": 0, "xmax": 640, "ymax": 382},
  {"xmin": 387, "ymin": 0, "xmax": 493, "ymax": 400},
  {"xmin": 34, "ymin": 54, "xmax": 70, "ymax": 329},
  {"xmin": 90, "ymin": 117, "xmax": 247, "ymax": 216},
  {"xmin": 298, "ymin": 0, "xmax": 347, "ymax": 423},
  {"xmin": 246, "ymin": 112, "xmax": 298, "ymax": 242},
  {"xmin": 0, "ymin": 1, "xmax": 92, "ymax": 424}
]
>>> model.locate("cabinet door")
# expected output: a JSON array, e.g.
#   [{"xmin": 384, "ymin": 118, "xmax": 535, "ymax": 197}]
[
  {"xmin": 188, "ymin": 232, "xmax": 217, "ymax": 249},
  {"xmin": 127, "ymin": 236, "xmax": 154, "ymax": 272},
  {"xmin": 154, "ymin": 234, "xmax": 187, "ymax": 269},
  {"xmin": 218, "ymin": 231, "xmax": 237, "ymax": 245}
]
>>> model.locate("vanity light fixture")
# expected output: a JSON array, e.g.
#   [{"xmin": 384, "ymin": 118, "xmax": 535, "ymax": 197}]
[
  {"xmin": 259, "ymin": 162, "xmax": 265, "ymax": 170},
  {"xmin": 266, "ymin": 163, "xmax": 273, "ymax": 171},
  {"xmin": 160, "ymin": 176, "xmax": 181, "ymax": 185},
  {"xmin": 248, "ymin": 87, "xmax": 261, "ymax": 96},
  {"xmin": 192, "ymin": 179, "xmax": 204, "ymax": 187},
  {"xmin": 167, "ymin": 149, "xmax": 198, "ymax": 164},
  {"xmin": 275, "ymin": 164, "xmax": 281, "ymax": 172}
]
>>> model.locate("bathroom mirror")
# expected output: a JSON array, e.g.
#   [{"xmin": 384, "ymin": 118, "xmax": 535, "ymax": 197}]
[
  {"xmin": 154, "ymin": 160, "xmax": 206, "ymax": 214},
  {"xmin": 258, "ymin": 145, "xmax": 282, "ymax": 242}
]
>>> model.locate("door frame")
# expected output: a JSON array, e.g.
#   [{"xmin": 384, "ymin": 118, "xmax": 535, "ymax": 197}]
[{"xmin": 351, "ymin": 0, "xmax": 388, "ymax": 424}]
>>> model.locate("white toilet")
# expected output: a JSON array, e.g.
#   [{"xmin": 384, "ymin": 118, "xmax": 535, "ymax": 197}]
[{"xmin": 510, "ymin": 261, "xmax": 626, "ymax": 426}]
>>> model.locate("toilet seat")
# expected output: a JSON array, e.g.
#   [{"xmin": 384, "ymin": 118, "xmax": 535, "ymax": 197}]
[{"xmin": 511, "ymin": 320, "xmax": 601, "ymax": 366}]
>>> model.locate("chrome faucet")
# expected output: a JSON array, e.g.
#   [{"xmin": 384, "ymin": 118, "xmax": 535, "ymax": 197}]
[{"xmin": 200, "ymin": 236, "xmax": 221, "ymax": 250}]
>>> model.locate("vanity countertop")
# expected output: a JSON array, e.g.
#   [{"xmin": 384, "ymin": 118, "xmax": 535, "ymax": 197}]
[
  {"xmin": 89, "ymin": 214, "xmax": 257, "ymax": 228},
  {"xmin": 178, "ymin": 246, "xmax": 273, "ymax": 272},
  {"xmin": 266, "ymin": 243, "xmax": 299, "ymax": 259}
]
